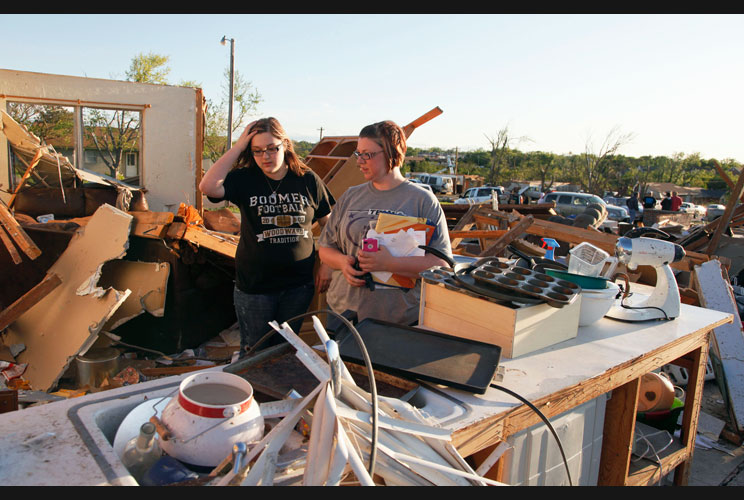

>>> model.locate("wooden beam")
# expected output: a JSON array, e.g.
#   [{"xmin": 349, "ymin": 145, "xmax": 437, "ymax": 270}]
[
  {"xmin": 449, "ymin": 229, "xmax": 507, "ymax": 240},
  {"xmin": 708, "ymin": 165, "xmax": 744, "ymax": 255},
  {"xmin": 478, "ymin": 215, "xmax": 534, "ymax": 257},
  {"xmin": 7, "ymin": 148, "xmax": 44, "ymax": 209},
  {"xmin": 402, "ymin": 107, "xmax": 443, "ymax": 138},
  {"xmin": 128, "ymin": 210, "xmax": 175, "ymax": 239},
  {"xmin": 195, "ymin": 88, "xmax": 205, "ymax": 217},
  {"xmin": 0, "ymin": 224, "xmax": 21, "ymax": 264},
  {"xmin": 181, "ymin": 226, "xmax": 238, "ymax": 258},
  {"xmin": 712, "ymin": 159, "xmax": 736, "ymax": 191},
  {"xmin": 0, "ymin": 199, "xmax": 41, "ymax": 260},
  {"xmin": 472, "ymin": 206, "xmax": 709, "ymax": 271},
  {"xmin": 0, "ymin": 273, "xmax": 62, "ymax": 331},
  {"xmin": 140, "ymin": 364, "xmax": 216, "ymax": 377},
  {"xmin": 598, "ymin": 378, "xmax": 640, "ymax": 485}
]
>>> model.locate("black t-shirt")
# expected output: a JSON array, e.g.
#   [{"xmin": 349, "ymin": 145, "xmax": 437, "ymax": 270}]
[
  {"xmin": 642, "ymin": 196, "xmax": 656, "ymax": 209},
  {"xmin": 212, "ymin": 165, "xmax": 335, "ymax": 293}
]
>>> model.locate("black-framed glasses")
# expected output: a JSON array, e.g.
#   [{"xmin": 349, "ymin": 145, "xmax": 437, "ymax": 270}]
[
  {"xmin": 252, "ymin": 144, "xmax": 282, "ymax": 156},
  {"xmin": 353, "ymin": 150, "xmax": 384, "ymax": 161}
]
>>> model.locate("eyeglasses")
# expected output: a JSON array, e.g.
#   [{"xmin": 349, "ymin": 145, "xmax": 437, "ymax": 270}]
[
  {"xmin": 252, "ymin": 144, "xmax": 282, "ymax": 156},
  {"xmin": 353, "ymin": 150, "xmax": 384, "ymax": 161}
]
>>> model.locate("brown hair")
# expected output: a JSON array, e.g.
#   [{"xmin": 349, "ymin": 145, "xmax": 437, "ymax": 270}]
[
  {"xmin": 235, "ymin": 117, "xmax": 309, "ymax": 176},
  {"xmin": 358, "ymin": 120, "xmax": 407, "ymax": 171}
]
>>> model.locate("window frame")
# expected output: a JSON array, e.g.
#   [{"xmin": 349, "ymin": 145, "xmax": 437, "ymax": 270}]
[{"xmin": 5, "ymin": 96, "xmax": 146, "ymax": 187}]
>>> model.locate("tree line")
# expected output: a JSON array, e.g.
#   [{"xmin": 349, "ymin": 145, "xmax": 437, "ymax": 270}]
[{"xmin": 403, "ymin": 144, "xmax": 740, "ymax": 198}]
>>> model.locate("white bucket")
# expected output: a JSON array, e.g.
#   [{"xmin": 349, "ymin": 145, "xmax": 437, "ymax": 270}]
[{"xmin": 160, "ymin": 371, "xmax": 264, "ymax": 467}]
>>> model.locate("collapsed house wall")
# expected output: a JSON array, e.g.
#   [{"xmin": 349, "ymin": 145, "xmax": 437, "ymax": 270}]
[{"xmin": 0, "ymin": 68, "xmax": 201, "ymax": 213}]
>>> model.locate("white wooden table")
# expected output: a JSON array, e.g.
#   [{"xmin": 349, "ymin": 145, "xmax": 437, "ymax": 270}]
[{"xmin": 429, "ymin": 299, "xmax": 732, "ymax": 485}]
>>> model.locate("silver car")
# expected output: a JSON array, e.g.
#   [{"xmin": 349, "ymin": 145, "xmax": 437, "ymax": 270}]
[{"xmin": 542, "ymin": 192, "xmax": 606, "ymax": 217}]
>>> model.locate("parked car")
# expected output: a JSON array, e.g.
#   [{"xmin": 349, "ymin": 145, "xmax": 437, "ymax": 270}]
[
  {"xmin": 605, "ymin": 204, "xmax": 630, "ymax": 222},
  {"xmin": 542, "ymin": 191, "xmax": 606, "ymax": 217},
  {"xmin": 706, "ymin": 204, "xmax": 726, "ymax": 221},
  {"xmin": 680, "ymin": 202, "xmax": 706, "ymax": 219},
  {"xmin": 454, "ymin": 186, "xmax": 505, "ymax": 205},
  {"xmin": 605, "ymin": 196, "xmax": 644, "ymax": 217}
]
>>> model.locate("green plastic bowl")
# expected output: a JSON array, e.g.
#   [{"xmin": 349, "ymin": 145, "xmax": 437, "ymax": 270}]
[{"xmin": 545, "ymin": 269, "xmax": 609, "ymax": 289}]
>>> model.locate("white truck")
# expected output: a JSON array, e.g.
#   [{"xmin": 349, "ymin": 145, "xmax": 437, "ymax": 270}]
[{"xmin": 418, "ymin": 173, "xmax": 454, "ymax": 194}]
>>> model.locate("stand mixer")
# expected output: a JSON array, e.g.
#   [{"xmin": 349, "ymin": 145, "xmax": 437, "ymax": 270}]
[{"xmin": 605, "ymin": 236, "xmax": 686, "ymax": 321}]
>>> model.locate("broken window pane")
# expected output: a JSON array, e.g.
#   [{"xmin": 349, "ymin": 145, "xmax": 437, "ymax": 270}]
[
  {"xmin": 5, "ymin": 101, "xmax": 143, "ymax": 188},
  {"xmin": 83, "ymin": 107, "xmax": 141, "ymax": 185},
  {"xmin": 6, "ymin": 102, "xmax": 75, "ymax": 187}
]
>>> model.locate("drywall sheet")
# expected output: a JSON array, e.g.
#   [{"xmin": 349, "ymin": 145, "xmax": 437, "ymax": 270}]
[
  {"xmin": 100, "ymin": 260, "xmax": 170, "ymax": 330},
  {"xmin": 5, "ymin": 204, "xmax": 133, "ymax": 391},
  {"xmin": 694, "ymin": 259, "xmax": 744, "ymax": 432}
]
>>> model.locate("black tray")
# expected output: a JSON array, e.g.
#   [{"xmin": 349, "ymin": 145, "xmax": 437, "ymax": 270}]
[{"xmin": 336, "ymin": 318, "xmax": 502, "ymax": 394}]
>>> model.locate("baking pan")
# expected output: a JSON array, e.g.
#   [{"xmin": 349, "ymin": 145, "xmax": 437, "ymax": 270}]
[
  {"xmin": 470, "ymin": 260, "xmax": 581, "ymax": 308},
  {"xmin": 336, "ymin": 318, "xmax": 502, "ymax": 394},
  {"xmin": 421, "ymin": 266, "xmax": 543, "ymax": 306}
]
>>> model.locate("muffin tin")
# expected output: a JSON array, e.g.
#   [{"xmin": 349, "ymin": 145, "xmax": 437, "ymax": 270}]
[
  {"xmin": 421, "ymin": 265, "xmax": 544, "ymax": 307},
  {"xmin": 470, "ymin": 259, "xmax": 581, "ymax": 308}
]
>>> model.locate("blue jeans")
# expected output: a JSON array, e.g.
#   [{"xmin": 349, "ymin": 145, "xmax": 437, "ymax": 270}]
[{"xmin": 233, "ymin": 283, "xmax": 315, "ymax": 355}]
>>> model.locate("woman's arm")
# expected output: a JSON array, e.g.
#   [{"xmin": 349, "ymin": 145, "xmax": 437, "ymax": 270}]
[
  {"xmin": 355, "ymin": 246, "xmax": 447, "ymax": 278},
  {"xmin": 318, "ymin": 246, "xmax": 367, "ymax": 288},
  {"xmin": 199, "ymin": 121, "xmax": 257, "ymax": 198}
]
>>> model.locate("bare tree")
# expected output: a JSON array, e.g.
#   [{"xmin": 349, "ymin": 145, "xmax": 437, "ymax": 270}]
[
  {"xmin": 84, "ymin": 108, "xmax": 140, "ymax": 179},
  {"xmin": 581, "ymin": 125, "xmax": 635, "ymax": 193},
  {"xmin": 484, "ymin": 125, "xmax": 531, "ymax": 185}
]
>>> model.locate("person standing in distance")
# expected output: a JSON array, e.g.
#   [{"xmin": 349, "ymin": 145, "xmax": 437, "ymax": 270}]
[{"xmin": 199, "ymin": 117, "xmax": 335, "ymax": 356}]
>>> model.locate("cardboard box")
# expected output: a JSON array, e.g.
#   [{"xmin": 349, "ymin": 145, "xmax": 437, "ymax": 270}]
[{"xmin": 418, "ymin": 280, "xmax": 581, "ymax": 358}]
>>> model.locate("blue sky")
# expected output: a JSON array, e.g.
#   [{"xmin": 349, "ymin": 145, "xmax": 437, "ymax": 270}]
[{"xmin": 3, "ymin": 13, "xmax": 744, "ymax": 161}]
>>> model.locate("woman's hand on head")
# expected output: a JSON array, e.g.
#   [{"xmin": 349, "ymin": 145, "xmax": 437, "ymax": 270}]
[{"xmin": 235, "ymin": 120, "xmax": 258, "ymax": 148}]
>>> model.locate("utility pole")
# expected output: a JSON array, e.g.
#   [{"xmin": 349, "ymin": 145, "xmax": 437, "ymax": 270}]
[
  {"xmin": 220, "ymin": 36, "xmax": 235, "ymax": 150},
  {"xmin": 318, "ymin": 127, "xmax": 324, "ymax": 141}
]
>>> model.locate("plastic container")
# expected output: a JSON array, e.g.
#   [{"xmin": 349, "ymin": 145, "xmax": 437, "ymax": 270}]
[
  {"xmin": 568, "ymin": 243, "xmax": 611, "ymax": 277},
  {"xmin": 545, "ymin": 269, "xmax": 609, "ymax": 290},
  {"xmin": 159, "ymin": 371, "xmax": 264, "ymax": 467}
]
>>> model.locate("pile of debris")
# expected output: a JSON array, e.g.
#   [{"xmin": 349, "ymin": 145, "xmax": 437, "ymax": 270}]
[
  {"xmin": 0, "ymin": 111, "xmax": 246, "ymax": 404},
  {"xmin": 441, "ymin": 196, "xmax": 744, "ymax": 445}
]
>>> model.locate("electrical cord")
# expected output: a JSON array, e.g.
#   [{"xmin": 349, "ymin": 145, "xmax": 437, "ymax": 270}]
[
  {"xmin": 489, "ymin": 383, "xmax": 573, "ymax": 486},
  {"xmin": 613, "ymin": 272, "xmax": 671, "ymax": 320},
  {"xmin": 239, "ymin": 308, "xmax": 379, "ymax": 479},
  {"xmin": 631, "ymin": 428, "xmax": 673, "ymax": 486}
]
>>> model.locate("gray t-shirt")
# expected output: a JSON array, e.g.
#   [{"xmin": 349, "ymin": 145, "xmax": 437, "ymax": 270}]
[{"xmin": 318, "ymin": 180, "xmax": 452, "ymax": 325}]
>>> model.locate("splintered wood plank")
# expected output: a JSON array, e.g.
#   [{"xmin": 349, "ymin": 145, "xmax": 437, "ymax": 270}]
[
  {"xmin": 128, "ymin": 210, "xmax": 175, "ymax": 239},
  {"xmin": 403, "ymin": 106, "xmax": 443, "ymax": 138},
  {"xmin": 8, "ymin": 148, "xmax": 44, "ymax": 209},
  {"xmin": 0, "ymin": 223, "xmax": 22, "ymax": 264},
  {"xmin": 181, "ymin": 226, "xmax": 238, "ymax": 258},
  {"xmin": 5, "ymin": 205, "xmax": 133, "ymax": 391},
  {"xmin": 0, "ymin": 273, "xmax": 62, "ymax": 331},
  {"xmin": 478, "ymin": 214, "xmax": 534, "ymax": 257},
  {"xmin": 0, "ymin": 199, "xmax": 41, "ymax": 260}
]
